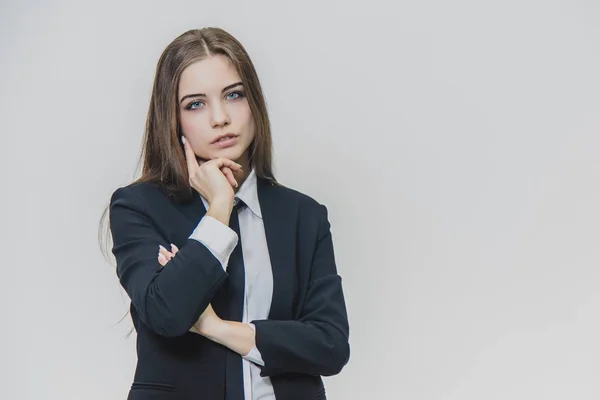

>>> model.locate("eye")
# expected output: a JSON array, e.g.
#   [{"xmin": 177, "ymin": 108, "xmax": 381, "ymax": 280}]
[
  {"xmin": 226, "ymin": 91, "xmax": 245, "ymax": 100},
  {"xmin": 186, "ymin": 100, "xmax": 204, "ymax": 110}
]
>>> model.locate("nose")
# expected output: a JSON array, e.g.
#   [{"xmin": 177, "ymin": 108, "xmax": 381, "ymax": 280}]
[{"xmin": 210, "ymin": 101, "xmax": 231, "ymax": 128}]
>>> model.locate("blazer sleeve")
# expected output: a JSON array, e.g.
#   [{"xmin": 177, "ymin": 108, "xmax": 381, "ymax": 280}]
[
  {"xmin": 251, "ymin": 204, "xmax": 350, "ymax": 377},
  {"xmin": 109, "ymin": 186, "xmax": 228, "ymax": 337}
]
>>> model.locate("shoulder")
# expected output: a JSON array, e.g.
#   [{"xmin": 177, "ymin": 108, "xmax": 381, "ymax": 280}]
[
  {"xmin": 265, "ymin": 179, "xmax": 329, "ymax": 221},
  {"xmin": 110, "ymin": 180, "xmax": 168, "ymax": 210}
]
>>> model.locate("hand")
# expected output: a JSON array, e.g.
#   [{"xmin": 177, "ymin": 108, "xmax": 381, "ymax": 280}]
[
  {"xmin": 182, "ymin": 136, "xmax": 244, "ymax": 205},
  {"xmin": 158, "ymin": 243, "xmax": 222, "ymax": 336}
]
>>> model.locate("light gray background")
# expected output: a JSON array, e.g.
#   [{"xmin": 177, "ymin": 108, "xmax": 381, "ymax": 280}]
[{"xmin": 2, "ymin": 0, "xmax": 599, "ymax": 399}]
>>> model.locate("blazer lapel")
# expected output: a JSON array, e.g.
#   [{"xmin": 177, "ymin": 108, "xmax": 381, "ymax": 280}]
[
  {"xmin": 257, "ymin": 178, "xmax": 296, "ymax": 320},
  {"xmin": 167, "ymin": 179, "xmax": 296, "ymax": 320}
]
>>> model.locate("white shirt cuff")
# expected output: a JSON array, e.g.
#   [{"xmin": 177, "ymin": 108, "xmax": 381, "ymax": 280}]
[
  {"xmin": 243, "ymin": 323, "xmax": 265, "ymax": 366},
  {"xmin": 188, "ymin": 215, "xmax": 238, "ymax": 270}
]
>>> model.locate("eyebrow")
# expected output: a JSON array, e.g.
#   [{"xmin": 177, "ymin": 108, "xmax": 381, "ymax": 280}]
[{"xmin": 179, "ymin": 82, "xmax": 244, "ymax": 104}]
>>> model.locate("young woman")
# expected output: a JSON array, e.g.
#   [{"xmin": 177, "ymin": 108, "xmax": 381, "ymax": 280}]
[{"xmin": 107, "ymin": 27, "xmax": 350, "ymax": 400}]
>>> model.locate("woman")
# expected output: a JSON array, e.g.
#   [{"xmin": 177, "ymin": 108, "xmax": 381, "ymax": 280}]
[{"xmin": 107, "ymin": 27, "xmax": 350, "ymax": 400}]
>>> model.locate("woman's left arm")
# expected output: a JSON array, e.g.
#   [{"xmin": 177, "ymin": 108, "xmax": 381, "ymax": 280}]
[
  {"xmin": 171, "ymin": 204, "xmax": 350, "ymax": 377},
  {"xmin": 210, "ymin": 205, "xmax": 349, "ymax": 377},
  {"xmin": 249, "ymin": 204, "xmax": 350, "ymax": 377}
]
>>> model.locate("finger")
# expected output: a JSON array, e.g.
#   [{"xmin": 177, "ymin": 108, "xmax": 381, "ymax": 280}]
[
  {"xmin": 221, "ymin": 166, "xmax": 238, "ymax": 188},
  {"xmin": 223, "ymin": 167, "xmax": 237, "ymax": 187},
  {"xmin": 158, "ymin": 253, "xmax": 168, "ymax": 266},
  {"xmin": 212, "ymin": 158, "xmax": 243, "ymax": 171},
  {"xmin": 171, "ymin": 243, "xmax": 179, "ymax": 255},
  {"xmin": 182, "ymin": 136, "xmax": 200, "ymax": 174},
  {"xmin": 159, "ymin": 245, "xmax": 173, "ymax": 261},
  {"xmin": 232, "ymin": 167, "xmax": 245, "ymax": 176}
]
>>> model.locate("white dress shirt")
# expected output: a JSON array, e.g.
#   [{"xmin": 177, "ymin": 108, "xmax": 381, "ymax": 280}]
[{"xmin": 188, "ymin": 168, "xmax": 276, "ymax": 400}]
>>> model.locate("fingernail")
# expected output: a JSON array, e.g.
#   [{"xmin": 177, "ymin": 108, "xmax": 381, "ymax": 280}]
[
  {"xmin": 181, "ymin": 136, "xmax": 186, "ymax": 145},
  {"xmin": 159, "ymin": 245, "xmax": 166, "ymax": 251}
]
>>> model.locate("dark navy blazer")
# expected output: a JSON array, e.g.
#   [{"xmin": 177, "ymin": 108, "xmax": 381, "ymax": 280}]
[{"xmin": 109, "ymin": 176, "xmax": 350, "ymax": 399}]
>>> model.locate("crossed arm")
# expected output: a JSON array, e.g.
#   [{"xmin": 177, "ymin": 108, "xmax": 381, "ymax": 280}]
[
  {"xmin": 110, "ymin": 186, "xmax": 349, "ymax": 377},
  {"xmin": 158, "ymin": 243, "xmax": 260, "ymax": 363}
]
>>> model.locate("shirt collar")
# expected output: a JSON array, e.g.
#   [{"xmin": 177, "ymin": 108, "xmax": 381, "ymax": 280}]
[
  {"xmin": 234, "ymin": 168, "xmax": 262, "ymax": 219},
  {"xmin": 199, "ymin": 168, "xmax": 262, "ymax": 219}
]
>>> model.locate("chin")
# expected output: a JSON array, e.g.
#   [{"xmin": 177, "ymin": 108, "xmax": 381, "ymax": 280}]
[{"xmin": 212, "ymin": 146, "xmax": 245, "ymax": 161}]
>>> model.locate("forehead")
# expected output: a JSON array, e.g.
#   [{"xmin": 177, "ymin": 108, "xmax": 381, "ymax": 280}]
[{"xmin": 179, "ymin": 55, "xmax": 241, "ymax": 92}]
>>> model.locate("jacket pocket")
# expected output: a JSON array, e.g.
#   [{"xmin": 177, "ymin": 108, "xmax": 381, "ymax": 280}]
[
  {"xmin": 127, "ymin": 389, "xmax": 176, "ymax": 400},
  {"xmin": 130, "ymin": 381, "xmax": 176, "ymax": 392}
]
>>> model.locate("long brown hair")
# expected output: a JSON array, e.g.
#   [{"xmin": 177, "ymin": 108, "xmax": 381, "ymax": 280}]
[{"xmin": 98, "ymin": 27, "xmax": 277, "ymax": 326}]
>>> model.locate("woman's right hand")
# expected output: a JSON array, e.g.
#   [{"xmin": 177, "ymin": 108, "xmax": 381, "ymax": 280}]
[{"xmin": 182, "ymin": 136, "xmax": 243, "ymax": 205}]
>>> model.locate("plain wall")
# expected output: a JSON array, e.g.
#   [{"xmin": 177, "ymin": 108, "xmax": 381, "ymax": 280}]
[{"xmin": 2, "ymin": 0, "xmax": 600, "ymax": 398}]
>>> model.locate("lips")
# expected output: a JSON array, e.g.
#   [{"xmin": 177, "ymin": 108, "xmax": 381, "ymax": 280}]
[{"xmin": 212, "ymin": 133, "xmax": 239, "ymax": 144}]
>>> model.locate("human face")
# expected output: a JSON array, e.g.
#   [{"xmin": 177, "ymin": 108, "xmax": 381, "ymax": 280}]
[{"xmin": 178, "ymin": 55, "xmax": 255, "ymax": 167}]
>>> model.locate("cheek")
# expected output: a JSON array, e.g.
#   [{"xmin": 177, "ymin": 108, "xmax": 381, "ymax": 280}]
[
  {"xmin": 248, "ymin": 117, "xmax": 256, "ymax": 140},
  {"xmin": 179, "ymin": 112, "xmax": 195, "ymax": 132},
  {"xmin": 235, "ymin": 105, "xmax": 255, "ymax": 137},
  {"xmin": 180, "ymin": 112, "xmax": 208, "ymax": 137},
  {"xmin": 179, "ymin": 113, "xmax": 214, "ymax": 156}
]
